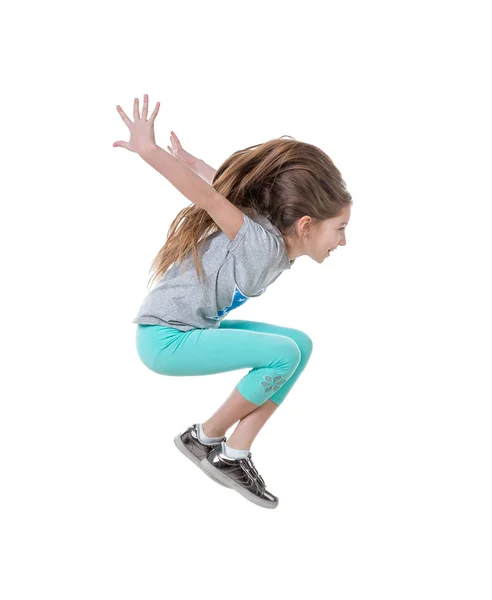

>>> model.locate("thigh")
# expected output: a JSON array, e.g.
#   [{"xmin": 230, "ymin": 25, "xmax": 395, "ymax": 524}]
[
  {"xmin": 143, "ymin": 322, "xmax": 301, "ymax": 377},
  {"xmin": 219, "ymin": 319, "xmax": 313, "ymax": 355}
]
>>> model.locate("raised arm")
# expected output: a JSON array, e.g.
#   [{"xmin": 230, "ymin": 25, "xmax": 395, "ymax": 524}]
[
  {"xmin": 167, "ymin": 131, "xmax": 217, "ymax": 184},
  {"xmin": 139, "ymin": 144, "xmax": 216, "ymax": 208},
  {"xmin": 193, "ymin": 158, "xmax": 217, "ymax": 185},
  {"xmin": 138, "ymin": 144, "xmax": 244, "ymax": 242}
]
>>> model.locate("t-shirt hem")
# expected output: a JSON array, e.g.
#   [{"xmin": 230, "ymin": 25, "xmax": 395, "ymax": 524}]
[{"xmin": 133, "ymin": 317, "xmax": 173, "ymax": 326}]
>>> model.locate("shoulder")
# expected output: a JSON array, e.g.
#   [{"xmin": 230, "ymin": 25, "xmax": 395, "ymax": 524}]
[{"xmin": 227, "ymin": 213, "xmax": 280, "ymax": 256}]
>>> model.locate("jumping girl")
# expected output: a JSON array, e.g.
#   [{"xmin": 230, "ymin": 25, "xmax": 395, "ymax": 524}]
[{"xmin": 114, "ymin": 94, "xmax": 352, "ymax": 509}]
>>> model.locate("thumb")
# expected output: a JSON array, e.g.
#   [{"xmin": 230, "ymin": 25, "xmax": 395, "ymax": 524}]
[{"xmin": 113, "ymin": 141, "xmax": 128, "ymax": 149}]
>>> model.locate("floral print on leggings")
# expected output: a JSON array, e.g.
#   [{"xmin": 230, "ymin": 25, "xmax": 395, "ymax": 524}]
[{"xmin": 260, "ymin": 374, "xmax": 286, "ymax": 393}]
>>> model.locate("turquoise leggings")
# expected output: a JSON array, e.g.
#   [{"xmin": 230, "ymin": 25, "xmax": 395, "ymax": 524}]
[{"xmin": 135, "ymin": 320, "xmax": 314, "ymax": 407}]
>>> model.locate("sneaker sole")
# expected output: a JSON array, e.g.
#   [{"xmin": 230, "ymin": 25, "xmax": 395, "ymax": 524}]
[
  {"xmin": 173, "ymin": 434, "xmax": 229, "ymax": 488},
  {"xmin": 200, "ymin": 457, "xmax": 278, "ymax": 509}
]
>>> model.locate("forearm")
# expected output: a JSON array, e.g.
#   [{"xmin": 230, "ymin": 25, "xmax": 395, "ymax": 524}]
[
  {"xmin": 138, "ymin": 145, "xmax": 216, "ymax": 209},
  {"xmin": 193, "ymin": 158, "xmax": 217, "ymax": 185}
]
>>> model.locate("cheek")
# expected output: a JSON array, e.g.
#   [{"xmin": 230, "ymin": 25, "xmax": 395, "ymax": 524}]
[{"xmin": 326, "ymin": 235, "xmax": 337, "ymax": 249}]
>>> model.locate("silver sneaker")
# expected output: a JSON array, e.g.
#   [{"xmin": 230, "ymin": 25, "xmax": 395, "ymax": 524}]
[
  {"xmin": 174, "ymin": 424, "xmax": 229, "ymax": 488},
  {"xmin": 201, "ymin": 443, "xmax": 279, "ymax": 509}
]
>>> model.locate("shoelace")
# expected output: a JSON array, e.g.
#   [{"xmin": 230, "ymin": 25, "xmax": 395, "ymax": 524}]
[{"xmin": 242, "ymin": 454, "xmax": 266, "ymax": 489}]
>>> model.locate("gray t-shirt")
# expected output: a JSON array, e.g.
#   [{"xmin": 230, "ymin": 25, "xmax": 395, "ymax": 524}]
[{"xmin": 132, "ymin": 212, "xmax": 295, "ymax": 331}]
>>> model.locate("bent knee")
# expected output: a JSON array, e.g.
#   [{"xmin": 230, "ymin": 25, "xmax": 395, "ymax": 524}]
[
  {"xmin": 278, "ymin": 337, "xmax": 302, "ymax": 366},
  {"xmin": 290, "ymin": 329, "xmax": 314, "ymax": 356}
]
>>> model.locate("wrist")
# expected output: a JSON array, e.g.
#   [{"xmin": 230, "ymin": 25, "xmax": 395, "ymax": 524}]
[{"xmin": 138, "ymin": 143, "xmax": 159, "ymax": 157}]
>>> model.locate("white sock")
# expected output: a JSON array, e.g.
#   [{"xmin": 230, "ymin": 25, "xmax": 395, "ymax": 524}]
[
  {"xmin": 196, "ymin": 423, "xmax": 224, "ymax": 445},
  {"xmin": 222, "ymin": 441, "xmax": 249, "ymax": 460}
]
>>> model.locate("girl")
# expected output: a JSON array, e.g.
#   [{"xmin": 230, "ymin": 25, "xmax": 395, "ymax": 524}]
[{"xmin": 114, "ymin": 94, "xmax": 352, "ymax": 510}]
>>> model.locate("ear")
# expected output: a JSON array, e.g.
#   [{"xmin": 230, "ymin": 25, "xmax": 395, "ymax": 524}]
[{"xmin": 299, "ymin": 216, "xmax": 314, "ymax": 238}]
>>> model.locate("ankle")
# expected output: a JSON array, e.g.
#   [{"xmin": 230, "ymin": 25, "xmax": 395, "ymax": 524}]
[
  {"xmin": 201, "ymin": 422, "xmax": 226, "ymax": 438},
  {"xmin": 222, "ymin": 441, "xmax": 250, "ymax": 459},
  {"xmin": 225, "ymin": 438, "xmax": 251, "ymax": 452}
]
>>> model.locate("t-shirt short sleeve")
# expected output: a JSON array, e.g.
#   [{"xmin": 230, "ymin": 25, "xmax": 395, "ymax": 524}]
[{"xmin": 226, "ymin": 213, "xmax": 285, "ymax": 292}]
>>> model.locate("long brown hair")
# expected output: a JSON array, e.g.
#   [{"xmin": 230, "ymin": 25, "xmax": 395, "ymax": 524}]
[{"xmin": 146, "ymin": 135, "xmax": 353, "ymax": 290}]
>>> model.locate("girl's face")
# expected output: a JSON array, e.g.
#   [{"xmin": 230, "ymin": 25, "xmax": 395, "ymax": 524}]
[
  {"xmin": 312, "ymin": 205, "xmax": 351, "ymax": 263},
  {"xmin": 286, "ymin": 205, "xmax": 351, "ymax": 263}
]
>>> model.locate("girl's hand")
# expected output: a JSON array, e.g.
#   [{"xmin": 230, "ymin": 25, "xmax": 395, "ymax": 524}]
[
  {"xmin": 113, "ymin": 94, "xmax": 160, "ymax": 154},
  {"xmin": 167, "ymin": 131, "xmax": 198, "ymax": 170}
]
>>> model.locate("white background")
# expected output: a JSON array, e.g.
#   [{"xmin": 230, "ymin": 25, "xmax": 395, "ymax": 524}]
[{"xmin": 1, "ymin": 0, "xmax": 491, "ymax": 598}]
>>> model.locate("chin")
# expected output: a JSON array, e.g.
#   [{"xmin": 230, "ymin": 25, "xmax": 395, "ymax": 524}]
[{"xmin": 308, "ymin": 252, "xmax": 326, "ymax": 264}]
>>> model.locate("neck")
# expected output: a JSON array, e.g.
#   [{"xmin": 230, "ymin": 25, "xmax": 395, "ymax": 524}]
[{"xmin": 283, "ymin": 234, "xmax": 303, "ymax": 261}]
